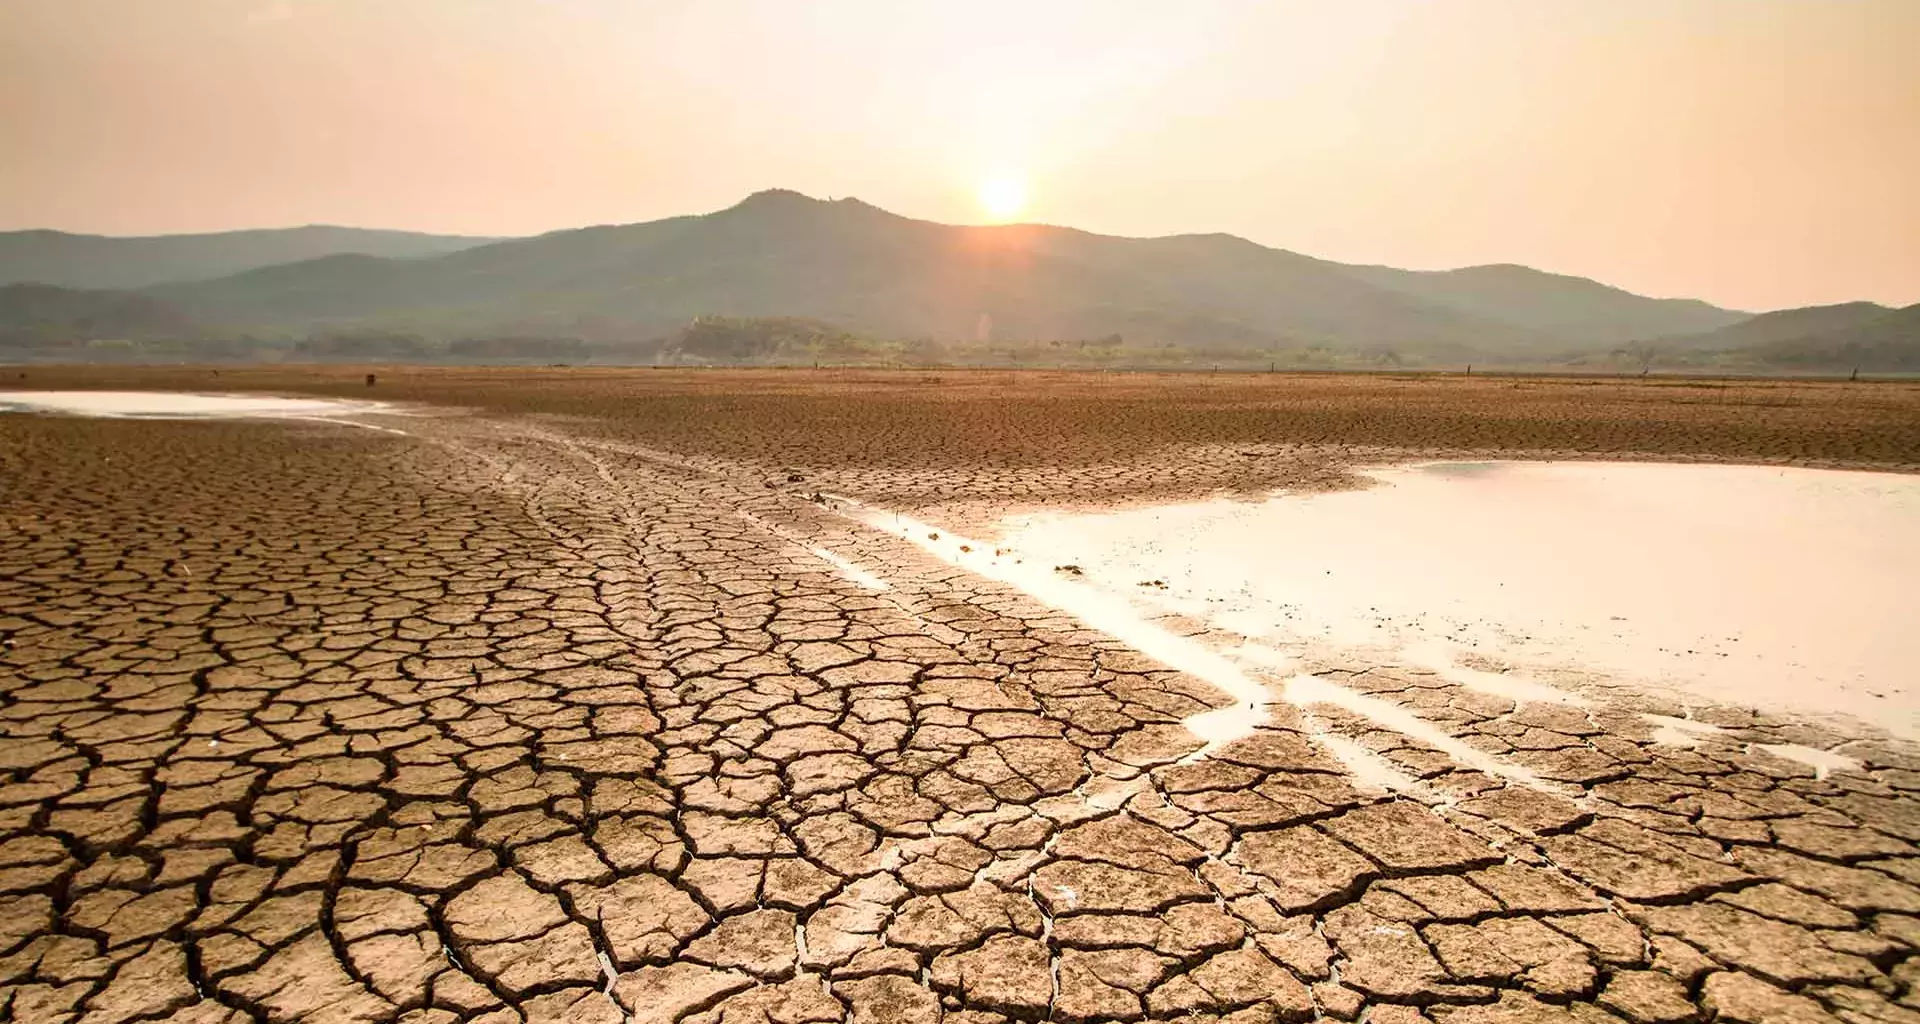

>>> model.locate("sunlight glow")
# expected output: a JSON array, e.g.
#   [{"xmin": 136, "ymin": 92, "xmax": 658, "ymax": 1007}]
[{"xmin": 977, "ymin": 173, "xmax": 1028, "ymax": 222}]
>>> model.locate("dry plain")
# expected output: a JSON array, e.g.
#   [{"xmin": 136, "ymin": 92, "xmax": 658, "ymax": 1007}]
[{"xmin": 4, "ymin": 367, "xmax": 1920, "ymax": 1024}]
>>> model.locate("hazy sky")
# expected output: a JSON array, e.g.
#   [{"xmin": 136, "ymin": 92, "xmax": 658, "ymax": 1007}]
[{"xmin": 3, "ymin": 0, "xmax": 1915, "ymax": 311}]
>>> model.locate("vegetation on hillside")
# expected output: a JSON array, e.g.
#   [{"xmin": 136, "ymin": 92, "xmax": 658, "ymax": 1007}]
[
  {"xmin": 8, "ymin": 191, "xmax": 1752, "ymax": 358},
  {"xmin": 1, "ymin": 194, "xmax": 1908, "ymax": 373}
]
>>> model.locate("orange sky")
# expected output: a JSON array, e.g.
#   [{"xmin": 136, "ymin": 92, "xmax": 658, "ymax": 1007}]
[{"xmin": 3, "ymin": 0, "xmax": 1915, "ymax": 311}]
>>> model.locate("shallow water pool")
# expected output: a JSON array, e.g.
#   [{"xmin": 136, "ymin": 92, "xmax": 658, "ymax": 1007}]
[
  {"xmin": 0, "ymin": 390, "xmax": 392, "ymax": 422},
  {"xmin": 999, "ymin": 461, "xmax": 1920, "ymax": 737}
]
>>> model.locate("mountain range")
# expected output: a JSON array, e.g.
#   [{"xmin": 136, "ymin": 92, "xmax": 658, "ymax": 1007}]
[
  {"xmin": 1673, "ymin": 303, "xmax": 1920, "ymax": 371},
  {"xmin": 0, "ymin": 225, "xmax": 498, "ymax": 292},
  {"xmin": 0, "ymin": 190, "xmax": 1911, "ymax": 369}
]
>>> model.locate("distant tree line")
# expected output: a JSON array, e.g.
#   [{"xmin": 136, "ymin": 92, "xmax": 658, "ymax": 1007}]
[
  {"xmin": 5, "ymin": 307, "xmax": 1911, "ymax": 374},
  {"xmin": 659, "ymin": 316, "xmax": 858, "ymax": 363}
]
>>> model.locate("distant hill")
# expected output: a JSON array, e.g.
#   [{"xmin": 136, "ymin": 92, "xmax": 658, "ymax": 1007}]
[
  {"xmin": 27, "ymin": 192, "xmax": 1881, "ymax": 366},
  {"xmin": 1344, "ymin": 262, "xmax": 1743, "ymax": 347},
  {"xmin": 1653, "ymin": 301, "xmax": 1894, "ymax": 350},
  {"xmin": 105, "ymin": 190, "xmax": 1744, "ymax": 357},
  {"xmin": 0, "ymin": 283, "xmax": 197, "ymax": 341},
  {"xmin": 1634, "ymin": 301, "xmax": 1920, "ymax": 373},
  {"xmin": 0, "ymin": 225, "xmax": 500, "ymax": 290},
  {"xmin": 1727, "ymin": 304, "xmax": 1920, "ymax": 372}
]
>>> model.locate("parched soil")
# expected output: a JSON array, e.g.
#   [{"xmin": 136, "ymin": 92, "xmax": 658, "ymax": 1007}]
[
  {"xmin": 13, "ymin": 366, "xmax": 1920, "ymax": 509},
  {"xmin": 3, "ymin": 368, "xmax": 1920, "ymax": 1024}
]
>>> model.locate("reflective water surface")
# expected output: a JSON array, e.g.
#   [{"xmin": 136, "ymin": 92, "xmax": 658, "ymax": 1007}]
[
  {"xmin": 0, "ymin": 390, "xmax": 388, "ymax": 419},
  {"xmin": 999, "ymin": 461, "xmax": 1920, "ymax": 738}
]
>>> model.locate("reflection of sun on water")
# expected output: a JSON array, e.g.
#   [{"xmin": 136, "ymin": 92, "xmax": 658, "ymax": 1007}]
[{"xmin": 977, "ymin": 173, "xmax": 1028, "ymax": 222}]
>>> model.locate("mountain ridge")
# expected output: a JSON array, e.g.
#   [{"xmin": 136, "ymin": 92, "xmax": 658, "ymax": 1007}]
[
  {"xmin": 1650, "ymin": 301, "xmax": 1894, "ymax": 350},
  {"xmin": 1650, "ymin": 303, "xmax": 1920, "ymax": 372},
  {"xmin": 0, "ymin": 225, "xmax": 503, "ymax": 291},
  {"xmin": 127, "ymin": 190, "xmax": 1744, "ymax": 353},
  {"xmin": 1, "ymin": 190, "xmax": 1854, "ymax": 364}
]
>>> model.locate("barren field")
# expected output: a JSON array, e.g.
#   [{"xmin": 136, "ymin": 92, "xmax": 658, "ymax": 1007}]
[
  {"xmin": 12, "ymin": 366, "xmax": 1920, "ymax": 517},
  {"xmin": 4, "ymin": 367, "xmax": 1920, "ymax": 1024}
]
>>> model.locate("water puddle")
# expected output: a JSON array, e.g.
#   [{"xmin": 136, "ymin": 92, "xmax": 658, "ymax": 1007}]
[
  {"xmin": 998, "ymin": 462, "xmax": 1920, "ymax": 740},
  {"xmin": 1641, "ymin": 714, "xmax": 1727, "ymax": 748},
  {"xmin": 1403, "ymin": 641, "xmax": 1591, "ymax": 707},
  {"xmin": 829, "ymin": 461, "xmax": 1914, "ymax": 794},
  {"xmin": 805, "ymin": 546, "xmax": 890, "ymax": 592},
  {"xmin": 830, "ymin": 495, "xmax": 1568, "ymax": 793},
  {"xmin": 1282, "ymin": 673, "xmax": 1556, "ymax": 792},
  {"xmin": 0, "ymin": 390, "xmax": 401, "ymax": 431},
  {"xmin": 829, "ymin": 498, "xmax": 1273, "ymax": 761},
  {"xmin": 1305, "ymin": 726, "xmax": 1432, "ymax": 796},
  {"xmin": 1752, "ymin": 743, "xmax": 1863, "ymax": 779}
]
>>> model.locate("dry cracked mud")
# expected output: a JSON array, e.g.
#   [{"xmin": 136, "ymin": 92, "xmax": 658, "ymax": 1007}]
[{"xmin": 4, "ymin": 369, "xmax": 1920, "ymax": 1024}]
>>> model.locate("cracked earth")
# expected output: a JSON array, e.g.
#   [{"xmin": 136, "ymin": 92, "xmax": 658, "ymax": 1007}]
[{"xmin": 5, "ymin": 372, "xmax": 1920, "ymax": 1024}]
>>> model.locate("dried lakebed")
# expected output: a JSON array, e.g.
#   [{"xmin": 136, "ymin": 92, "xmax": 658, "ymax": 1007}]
[{"xmin": 3, "ymin": 401, "xmax": 1920, "ymax": 1024}]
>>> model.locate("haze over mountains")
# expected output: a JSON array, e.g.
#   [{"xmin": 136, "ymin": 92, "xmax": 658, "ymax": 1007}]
[
  {"xmin": 1655, "ymin": 302, "xmax": 1896, "ymax": 350},
  {"xmin": 1678, "ymin": 303, "xmax": 1920, "ymax": 371},
  {"xmin": 0, "ymin": 226, "xmax": 498, "ymax": 291},
  {"xmin": 1, "ymin": 190, "xmax": 1911, "ymax": 370}
]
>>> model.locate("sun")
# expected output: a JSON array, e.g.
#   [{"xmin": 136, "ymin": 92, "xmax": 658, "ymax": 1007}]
[{"xmin": 977, "ymin": 173, "xmax": 1028, "ymax": 223}]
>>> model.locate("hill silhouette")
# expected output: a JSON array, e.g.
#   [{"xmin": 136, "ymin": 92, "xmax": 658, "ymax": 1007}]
[
  {"xmin": 124, "ymin": 190, "xmax": 1747, "ymax": 355},
  {"xmin": 1345, "ymin": 262, "xmax": 1737, "ymax": 346},
  {"xmin": 0, "ymin": 190, "xmax": 1831, "ymax": 363},
  {"xmin": 1725, "ymin": 304, "xmax": 1920, "ymax": 371},
  {"xmin": 0, "ymin": 226, "xmax": 499, "ymax": 290},
  {"xmin": 0, "ymin": 283, "xmax": 195, "ymax": 339},
  {"xmin": 1651, "ymin": 301, "xmax": 1895, "ymax": 350}
]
